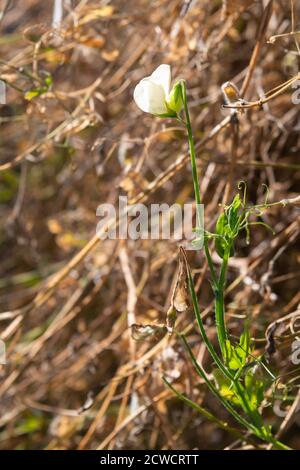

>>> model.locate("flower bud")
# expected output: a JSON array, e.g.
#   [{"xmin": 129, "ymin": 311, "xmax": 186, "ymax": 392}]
[{"xmin": 166, "ymin": 81, "xmax": 183, "ymax": 114}]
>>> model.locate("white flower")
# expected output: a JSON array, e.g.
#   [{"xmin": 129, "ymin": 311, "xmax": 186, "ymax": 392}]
[{"xmin": 133, "ymin": 64, "xmax": 182, "ymax": 116}]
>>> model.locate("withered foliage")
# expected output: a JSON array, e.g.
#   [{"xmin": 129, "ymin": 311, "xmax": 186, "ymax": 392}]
[{"xmin": 0, "ymin": 0, "xmax": 300, "ymax": 450}]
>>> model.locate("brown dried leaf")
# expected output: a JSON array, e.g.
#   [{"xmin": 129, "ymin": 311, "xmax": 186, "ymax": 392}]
[
  {"xmin": 101, "ymin": 49, "xmax": 120, "ymax": 62},
  {"xmin": 222, "ymin": 0, "xmax": 255, "ymax": 18},
  {"xmin": 131, "ymin": 323, "xmax": 167, "ymax": 341},
  {"xmin": 23, "ymin": 24, "xmax": 48, "ymax": 43},
  {"xmin": 49, "ymin": 415, "xmax": 84, "ymax": 439},
  {"xmin": 119, "ymin": 170, "xmax": 149, "ymax": 200},
  {"xmin": 79, "ymin": 35, "xmax": 105, "ymax": 49},
  {"xmin": 79, "ymin": 6, "xmax": 115, "ymax": 26}
]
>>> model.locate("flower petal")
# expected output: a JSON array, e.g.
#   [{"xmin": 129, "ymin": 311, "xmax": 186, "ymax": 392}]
[
  {"xmin": 133, "ymin": 78, "xmax": 168, "ymax": 114},
  {"xmin": 150, "ymin": 64, "xmax": 171, "ymax": 97}
]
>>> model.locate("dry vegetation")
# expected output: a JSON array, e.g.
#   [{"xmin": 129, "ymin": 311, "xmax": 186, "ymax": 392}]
[{"xmin": 0, "ymin": 0, "xmax": 300, "ymax": 450}]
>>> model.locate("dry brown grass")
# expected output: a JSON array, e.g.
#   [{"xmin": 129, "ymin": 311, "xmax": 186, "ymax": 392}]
[{"xmin": 0, "ymin": 0, "xmax": 300, "ymax": 450}]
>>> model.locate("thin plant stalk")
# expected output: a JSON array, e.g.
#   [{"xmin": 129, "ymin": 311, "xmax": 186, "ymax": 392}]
[
  {"xmin": 180, "ymin": 80, "xmax": 218, "ymax": 288},
  {"xmin": 180, "ymin": 79, "xmax": 228, "ymax": 359}
]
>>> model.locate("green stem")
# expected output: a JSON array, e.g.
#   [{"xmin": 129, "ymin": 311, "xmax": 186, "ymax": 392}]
[
  {"xmin": 181, "ymin": 80, "xmax": 228, "ymax": 361},
  {"xmin": 186, "ymin": 260, "xmax": 264, "ymax": 426},
  {"xmin": 215, "ymin": 252, "xmax": 229, "ymax": 360},
  {"xmin": 204, "ymin": 239, "xmax": 218, "ymax": 289},
  {"xmin": 163, "ymin": 376, "xmax": 256, "ymax": 444},
  {"xmin": 180, "ymin": 80, "xmax": 218, "ymax": 288},
  {"xmin": 180, "ymin": 80, "xmax": 201, "ymax": 209},
  {"xmin": 268, "ymin": 437, "xmax": 291, "ymax": 451},
  {"xmin": 215, "ymin": 288, "xmax": 227, "ymax": 359},
  {"xmin": 180, "ymin": 334, "xmax": 257, "ymax": 434}
]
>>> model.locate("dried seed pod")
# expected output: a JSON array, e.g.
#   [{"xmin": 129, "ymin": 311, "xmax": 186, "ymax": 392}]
[
  {"xmin": 23, "ymin": 24, "xmax": 48, "ymax": 43},
  {"xmin": 167, "ymin": 247, "xmax": 189, "ymax": 332},
  {"xmin": 221, "ymin": 81, "xmax": 241, "ymax": 105},
  {"xmin": 131, "ymin": 323, "xmax": 167, "ymax": 341}
]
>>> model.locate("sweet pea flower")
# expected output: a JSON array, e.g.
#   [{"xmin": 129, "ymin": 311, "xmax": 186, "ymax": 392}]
[{"xmin": 133, "ymin": 64, "xmax": 182, "ymax": 117}]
